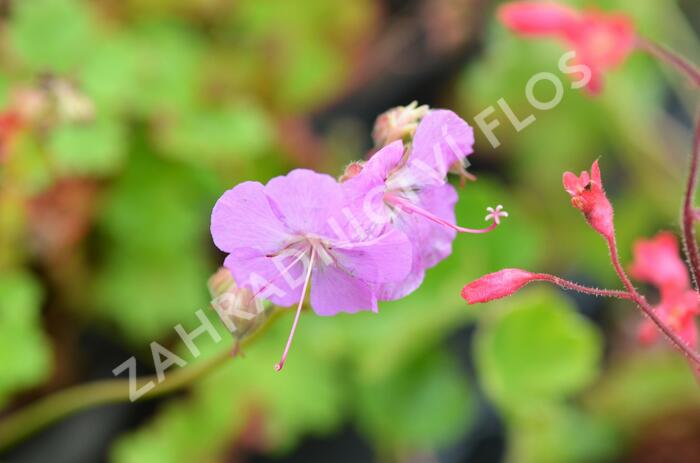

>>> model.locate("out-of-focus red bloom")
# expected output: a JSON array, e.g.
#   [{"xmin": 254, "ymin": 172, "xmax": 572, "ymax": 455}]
[
  {"xmin": 563, "ymin": 160, "xmax": 614, "ymax": 240},
  {"xmin": 630, "ymin": 232, "xmax": 690, "ymax": 296},
  {"xmin": 461, "ymin": 269, "xmax": 537, "ymax": 304},
  {"xmin": 0, "ymin": 110, "xmax": 23, "ymax": 163},
  {"xmin": 498, "ymin": 1, "xmax": 636, "ymax": 94},
  {"xmin": 630, "ymin": 233, "xmax": 699, "ymax": 349}
]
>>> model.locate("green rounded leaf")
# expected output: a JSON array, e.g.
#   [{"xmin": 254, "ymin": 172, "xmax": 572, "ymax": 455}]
[
  {"xmin": 10, "ymin": 0, "xmax": 95, "ymax": 72},
  {"xmin": 49, "ymin": 118, "xmax": 127, "ymax": 177},
  {"xmin": 477, "ymin": 289, "xmax": 602, "ymax": 406},
  {"xmin": 356, "ymin": 351, "xmax": 474, "ymax": 451},
  {"xmin": 0, "ymin": 271, "xmax": 52, "ymax": 406}
]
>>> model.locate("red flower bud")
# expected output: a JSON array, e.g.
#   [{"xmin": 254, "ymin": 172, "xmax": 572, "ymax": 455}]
[
  {"xmin": 461, "ymin": 269, "xmax": 537, "ymax": 304},
  {"xmin": 563, "ymin": 160, "xmax": 615, "ymax": 240}
]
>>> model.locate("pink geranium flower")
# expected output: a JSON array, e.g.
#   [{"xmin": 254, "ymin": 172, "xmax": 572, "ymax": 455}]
[
  {"xmin": 498, "ymin": 1, "xmax": 636, "ymax": 94},
  {"xmin": 343, "ymin": 110, "xmax": 506, "ymax": 300},
  {"xmin": 211, "ymin": 169, "xmax": 412, "ymax": 370}
]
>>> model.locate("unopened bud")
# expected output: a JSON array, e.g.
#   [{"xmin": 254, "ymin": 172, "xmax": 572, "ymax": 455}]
[
  {"xmin": 208, "ymin": 267, "xmax": 236, "ymax": 299},
  {"xmin": 562, "ymin": 160, "xmax": 615, "ymax": 240},
  {"xmin": 372, "ymin": 101, "xmax": 430, "ymax": 147},
  {"xmin": 461, "ymin": 269, "xmax": 537, "ymax": 304},
  {"xmin": 208, "ymin": 268, "xmax": 269, "ymax": 338},
  {"xmin": 339, "ymin": 161, "xmax": 365, "ymax": 182}
]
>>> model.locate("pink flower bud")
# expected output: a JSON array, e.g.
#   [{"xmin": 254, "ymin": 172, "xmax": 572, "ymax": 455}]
[
  {"xmin": 208, "ymin": 267, "xmax": 268, "ymax": 338},
  {"xmin": 339, "ymin": 161, "xmax": 365, "ymax": 182},
  {"xmin": 461, "ymin": 269, "xmax": 537, "ymax": 304},
  {"xmin": 372, "ymin": 101, "xmax": 430, "ymax": 147},
  {"xmin": 563, "ymin": 160, "xmax": 615, "ymax": 240},
  {"xmin": 207, "ymin": 267, "xmax": 236, "ymax": 299}
]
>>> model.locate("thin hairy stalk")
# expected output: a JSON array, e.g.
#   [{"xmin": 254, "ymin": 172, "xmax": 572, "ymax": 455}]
[
  {"xmin": 531, "ymin": 273, "xmax": 633, "ymax": 299},
  {"xmin": 0, "ymin": 309, "xmax": 283, "ymax": 452},
  {"xmin": 637, "ymin": 37, "xmax": 700, "ymax": 87},
  {"xmin": 683, "ymin": 116, "xmax": 700, "ymax": 289},
  {"xmin": 605, "ymin": 236, "xmax": 700, "ymax": 368}
]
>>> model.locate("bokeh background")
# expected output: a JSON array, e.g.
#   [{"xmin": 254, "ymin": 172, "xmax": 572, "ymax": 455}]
[{"xmin": 1, "ymin": 0, "xmax": 700, "ymax": 462}]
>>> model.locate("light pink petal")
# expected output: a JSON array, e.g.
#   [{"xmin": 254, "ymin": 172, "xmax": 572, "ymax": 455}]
[
  {"xmin": 310, "ymin": 264, "xmax": 377, "ymax": 315},
  {"xmin": 342, "ymin": 141, "xmax": 404, "ymax": 237},
  {"xmin": 224, "ymin": 249, "xmax": 304, "ymax": 307},
  {"xmin": 363, "ymin": 140, "xmax": 405, "ymax": 180},
  {"xmin": 408, "ymin": 110, "xmax": 474, "ymax": 184},
  {"xmin": 374, "ymin": 262, "xmax": 426, "ymax": 301},
  {"xmin": 331, "ymin": 228, "xmax": 412, "ymax": 284},
  {"xmin": 211, "ymin": 181, "xmax": 290, "ymax": 253},
  {"xmin": 398, "ymin": 184, "xmax": 458, "ymax": 269},
  {"xmin": 265, "ymin": 169, "xmax": 345, "ymax": 237}
]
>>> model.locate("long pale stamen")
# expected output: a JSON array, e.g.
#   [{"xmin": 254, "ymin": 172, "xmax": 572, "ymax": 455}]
[
  {"xmin": 385, "ymin": 194, "xmax": 507, "ymax": 234},
  {"xmin": 275, "ymin": 247, "xmax": 316, "ymax": 372}
]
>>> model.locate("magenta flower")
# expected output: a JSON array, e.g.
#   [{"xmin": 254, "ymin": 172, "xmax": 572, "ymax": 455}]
[
  {"xmin": 343, "ymin": 110, "xmax": 507, "ymax": 299},
  {"xmin": 211, "ymin": 169, "xmax": 412, "ymax": 370},
  {"xmin": 630, "ymin": 233, "xmax": 699, "ymax": 349},
  {"xmin": 498, "ymin": 1, "xmax": 636, "ymax": 94}
]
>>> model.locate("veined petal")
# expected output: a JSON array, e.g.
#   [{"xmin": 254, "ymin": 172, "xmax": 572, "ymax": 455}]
[
  {"xmin": 331, "ymin": 228, "xmax": 412, "ymax": 284},
  {"xmin": 211, "ymin": 181, "xmax": 290, "ymax": 254},
  {"xmin": 265, "ymin": 169, "xmax": 345, "ymax": 237},
  {"xmin": 224, "ymin": 249, "xmax": 305, "ymax": 307},
  {"xmin": 408, "ymin": 110, "xmax": 474, "ymax": 184},
  {"xmin": 310, "ymin": 264, "xmax": 377, "ymax": 315}
]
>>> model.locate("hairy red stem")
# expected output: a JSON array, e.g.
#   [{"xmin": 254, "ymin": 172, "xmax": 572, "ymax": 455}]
[
  {"xmin": 606, "ymin": 236, "xmax": 700, "ymax": 368},
  {"xmin": 637, "ymin": 37, "xmax": 700, "ymax": 87},
  {"xmin": 682, "ymin": 116, "xmax": 700, "ymax": 289},
  {"xmin": 532, "ymin": 273, "xmax": 633, "ymax": 300}
]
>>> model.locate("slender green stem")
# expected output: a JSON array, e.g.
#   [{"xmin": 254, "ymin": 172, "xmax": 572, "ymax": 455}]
[{"xmin": 0, "ymin": 308, "xmax": 283, "ymax": 452}]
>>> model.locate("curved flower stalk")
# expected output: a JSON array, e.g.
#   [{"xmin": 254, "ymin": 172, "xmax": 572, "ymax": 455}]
[
  {"xmin": 211, "ymin": 105, "xmax": 508, "ymax": 370},
  {"xmin": 462, "ymin": 160, "xmax": 700, "ymax": 373},
  {"xmin": 491, "ymin": 0, "xmax": 700, "ymax": 377}
]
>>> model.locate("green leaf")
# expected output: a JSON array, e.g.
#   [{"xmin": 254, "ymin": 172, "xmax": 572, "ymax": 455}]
[
  {"xmin": 81, "ymin": 36, "xmax": 141, "ymax": 114},
  {"xmin": 509, "ymin": 404, "xmax": 618, "ymax": 463},
  {"xmin": 111, "ymin": 318, "xmax": 346, "ymax": 462},
  {"xmin": 0, "ymin": 271, "xmax": 51, "ymax": 406},
  {"xmin": 355, "ymin": 351, "xmax": 474, "ymax": 451},
  {"xmin": 476, "ymin": 288, "xmax": 602, "ymax": 406},
  {"xmin": 157, "ymin": 104, "xmax": 274, "ymax": 165},
  {"xmin": 10, "ymin": 0, "xmax": 95, "ymax": 72},
  {"xmin": 129, "ymin": 22, "xmax": 203, "ymax": 116},
  {"xmin": 585, "ymin": 352, "xmax": 700, "ymax": 434},
  {"xmin": 49, "ymin": 118, "xmax": 127, "ymax": 177},
  {"xmin": 93, "ymin": 147, "xmax": 218, "ymax": 343}
]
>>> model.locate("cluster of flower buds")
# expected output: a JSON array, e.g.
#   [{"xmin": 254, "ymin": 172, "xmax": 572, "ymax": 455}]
[
  {"xmin": 464, "ymin": 0, "xmax": 700, "ymax": 376},
  {"xmin": 211, "ymin": 103, "xmax": 507, "ymax": 370},
  {"xmin": 0, "ymin": 77, "xmax": 95, "ymax": 164},
  {"xmin": 463, "ymin": 156, "xmax": 700, "ymax": 374},
  {"xmin": 371, "ymin": 101, "xmax": 430, "ymax": 147}
]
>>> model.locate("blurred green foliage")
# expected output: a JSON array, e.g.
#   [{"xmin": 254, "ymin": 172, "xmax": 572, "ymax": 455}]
[{"xmin": 1, "ymin": 0, "xmax": 700, "ymax": 461}]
